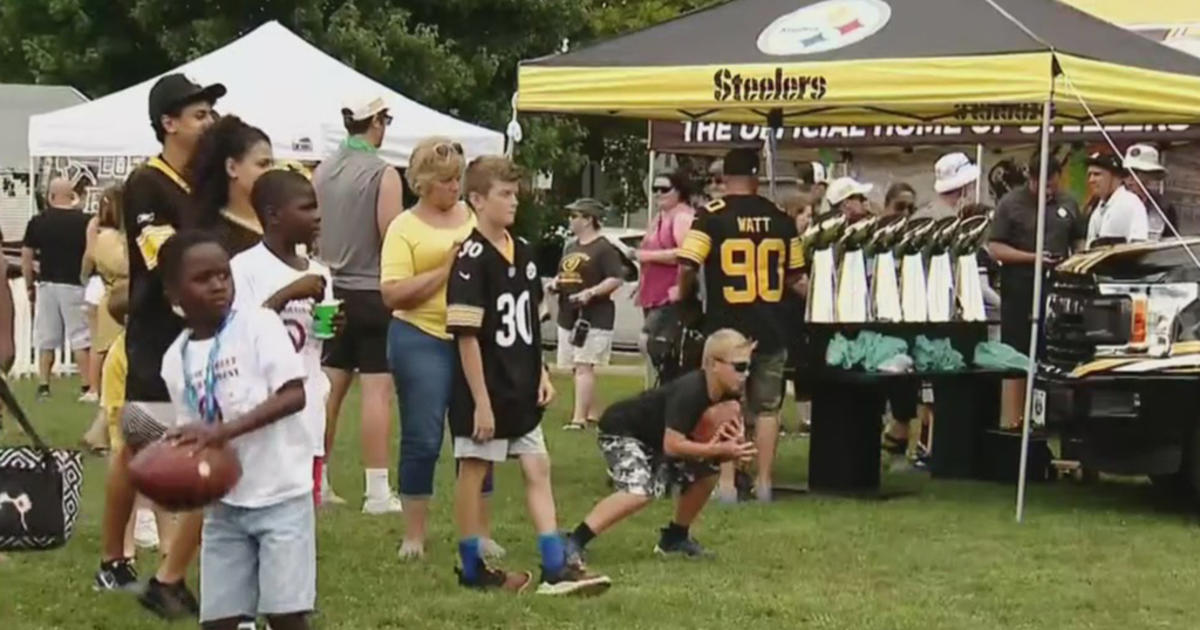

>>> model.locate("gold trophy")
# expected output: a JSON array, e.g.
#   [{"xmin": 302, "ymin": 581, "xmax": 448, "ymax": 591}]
[
  {"xmin": 804, "ymin": 209, "xmax": 846, "ymax": 322},
  {"xmin": 865, "ymin": 215, "xmax": 907, "ymax": 322},
  {"xmin": 926, "ymin": 216, "xmax": 960, "ymax": 323},
  {"xmin": 952, "ymin": 215, "xmax": 991, "ymax": 321},
  {"xmin": 896, "ymin": 217, "xmax": 935, "ymax": 322},
  {"xmin": 835, "ymin": 216, "xmax": 877, "ymax": 322}
]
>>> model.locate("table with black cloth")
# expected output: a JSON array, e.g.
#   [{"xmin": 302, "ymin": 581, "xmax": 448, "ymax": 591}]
[{"xmin": 796, "ymin": 322, "xmax": 1024, "ymax": 494}]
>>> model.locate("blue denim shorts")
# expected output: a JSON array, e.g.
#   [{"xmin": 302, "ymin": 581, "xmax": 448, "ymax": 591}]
[{"xmin": 200, "ymin": 493, "xmax": 316, "ymax": 622}]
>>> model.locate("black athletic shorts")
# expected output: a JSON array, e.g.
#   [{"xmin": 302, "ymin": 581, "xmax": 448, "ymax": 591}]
[{"xmin": 321, "ymin": 287, "xmax": 390, "ymax": 374}]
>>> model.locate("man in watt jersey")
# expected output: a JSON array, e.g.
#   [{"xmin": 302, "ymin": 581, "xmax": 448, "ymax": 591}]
[{"xmin": 677, "ymin": 148, "xmax": 806, "ymax": 504}]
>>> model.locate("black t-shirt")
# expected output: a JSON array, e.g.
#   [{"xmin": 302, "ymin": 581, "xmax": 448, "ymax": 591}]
[
  {"xmin": 446, "ymin": 229, "xmax": 545, "ymax": 440},
  {"xmin": 989, "ymin": 186, "xmax": 1083, "ymax": 261},
  {"xmin": 678, "ymin": 194, "xmax": 804, "ymax": 353},
  {"xmin": 599, "ymin": 370, "xmax": 731, "ymax": 453},
  {"xmin": 555, "ymin": 236, "xmax": 624, "ymax": 330},
  {"xmin": 123, "ymin": 158, "xmax": 200, "ymax": 402},
  {"xmin": 23, "ymin": 207, "xmax": 90, "ymax": 286}
]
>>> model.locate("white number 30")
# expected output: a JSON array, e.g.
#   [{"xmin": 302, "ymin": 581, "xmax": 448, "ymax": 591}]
[{"xmin": 495, "ymin": 291, "xmax": 533, "ymax": 347}]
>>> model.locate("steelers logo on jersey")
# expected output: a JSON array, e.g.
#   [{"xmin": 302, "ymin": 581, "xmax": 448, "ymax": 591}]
[{"xmin": 526, "ymin": 261, "xmax": 538, "ymax": 280}]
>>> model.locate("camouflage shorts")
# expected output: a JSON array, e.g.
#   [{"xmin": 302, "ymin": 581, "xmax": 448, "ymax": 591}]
[{"xmin": 598, "ymin": 434, "xmax": 718, "ymax": 498}]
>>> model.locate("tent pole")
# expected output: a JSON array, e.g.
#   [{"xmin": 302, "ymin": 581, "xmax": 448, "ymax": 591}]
[
  {"xmin": 975, "ymin": 143, "xmax": 985, "ymax": 201},
  {"xmin": 766, "ymin": 133, "xmax": 777, "ymax": 199},
  {"xmin": 1015, "ymin": 97, "xmax": 1053, "ymax": 524}
]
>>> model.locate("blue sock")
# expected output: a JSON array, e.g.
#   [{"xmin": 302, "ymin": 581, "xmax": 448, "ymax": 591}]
[
  {"xmin": 459, "ymin": 537, "xmax": 482, "ymax": 582},
  {"xmin": 538, "ymin": 532, "xmax": 566, "ymax": 577}
]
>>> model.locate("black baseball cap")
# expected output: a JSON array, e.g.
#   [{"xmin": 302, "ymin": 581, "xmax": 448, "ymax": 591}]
[
  {"xmin": 723, "ymin": 148, "xmax": 760, "ymax": 177},
  {"xmin": 1085, "ymin": 151, "xmax": 1125, "ymax": 175},
  {"xmin": 148, "ymin": 73, "xmax": 227, "ymax": 124}
]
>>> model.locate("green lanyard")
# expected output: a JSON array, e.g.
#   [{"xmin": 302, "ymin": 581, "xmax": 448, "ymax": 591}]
[{"xmin": 343, "ymin": 136, "xmax": 376, "ymax": 153}]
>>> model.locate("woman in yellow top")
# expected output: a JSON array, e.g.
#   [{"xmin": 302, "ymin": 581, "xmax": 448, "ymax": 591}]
[
  {"xmin": 80, "ymin": 185, "xmax": 129, "ymax": 450},
  {"xmin": 381, "ymin": 137, "xmax": 495, "ymax": 560}
]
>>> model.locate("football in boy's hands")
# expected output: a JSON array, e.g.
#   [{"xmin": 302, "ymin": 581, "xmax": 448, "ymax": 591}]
[
  {"xmin": 129, "ymin": 440, "xmax": 241, "ymax": 511},
  {"xmin": 691, "ymin": 400, "xmax": 743, "ymax": 443}
]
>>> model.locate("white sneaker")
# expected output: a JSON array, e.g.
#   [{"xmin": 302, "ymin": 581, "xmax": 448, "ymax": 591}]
[
  {"xmin": 133, "ymin": 508, "xmax": 159, "ymax": 549},
  {"xmin": 320, "ymin": 485, "xmax": 347, "ymax": 507},
  {"xmin": 78, "ymin": 390, "xmax": 99, "ymax": 404},
  {"xmin": 362, "ymin": 494, "xmax": 404, "ymax": 515},
  {"xmin": 481, "ymin": 538, "xmax": 507, "ymax": 560}
]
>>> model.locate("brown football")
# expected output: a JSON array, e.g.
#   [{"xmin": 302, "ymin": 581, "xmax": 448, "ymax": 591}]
[
  {"xmin": 691, "ymin": 400, "xmax": 743, "ymax": 443},
  {"xmin": 129, "ymin": 440, "xmax": 242, "ymax": 511}
]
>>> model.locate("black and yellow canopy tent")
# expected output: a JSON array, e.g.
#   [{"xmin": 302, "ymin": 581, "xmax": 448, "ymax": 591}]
[
  {"xmin": 517, "ymin": 0, "xmax": 1200, "ymax": 126},
  {"xmin": 516, "ymin": 0, "xmax": 1200, "ymax": 522}
]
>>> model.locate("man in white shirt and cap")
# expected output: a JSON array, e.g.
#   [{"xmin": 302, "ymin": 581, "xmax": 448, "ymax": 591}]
[
  {"xmin": 1085, "ymin": 152, "xmax": 1148, "ymax": 248},
  {"xmin": 913, "ymin": 152, "xmax": 980, "ymax": 221},
  {"xmin": 1122, "ymin": 143, "xmax": 1177, "ymax": 241}
]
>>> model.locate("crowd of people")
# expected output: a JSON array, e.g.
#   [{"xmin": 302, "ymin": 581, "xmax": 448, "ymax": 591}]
[{"xmin": 3, "ymin": 61, "xmax": 1175, "ymax": 627}]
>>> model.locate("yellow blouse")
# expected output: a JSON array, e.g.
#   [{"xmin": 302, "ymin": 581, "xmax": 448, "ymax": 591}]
[{"xmin": 380, "ymin": 207, "xmax": 476, "ymax": 340}]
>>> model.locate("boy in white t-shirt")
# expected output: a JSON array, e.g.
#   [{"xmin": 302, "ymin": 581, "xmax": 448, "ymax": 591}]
[
  {"xmin": 158, "ymin": 230, "xmax": 314, "ymax": 630},
  {"xmin": 230, "ymin": 170, "xmax": 335, "ymax": 506}
]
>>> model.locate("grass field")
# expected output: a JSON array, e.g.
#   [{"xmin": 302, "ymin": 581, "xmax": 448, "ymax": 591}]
[{"xmin": 3, "ymin": 375, "xmax": 1200, "ymax": 629}]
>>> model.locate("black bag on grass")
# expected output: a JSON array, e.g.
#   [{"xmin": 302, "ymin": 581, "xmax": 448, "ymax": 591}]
[{"xmin": 0, "ymin": 378, "xmax": 83, "ymax": 551}]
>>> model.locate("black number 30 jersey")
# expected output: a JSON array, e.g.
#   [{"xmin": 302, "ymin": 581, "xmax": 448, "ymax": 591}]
[{"xmin": 446, "ymin": 229, "xmax": 545, "ymax": 439}]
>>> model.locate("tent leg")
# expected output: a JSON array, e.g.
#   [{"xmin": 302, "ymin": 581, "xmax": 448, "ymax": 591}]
[
  {"xmin": 1015, "ymin": 99, "xmax": 1053, "ymax": 523},
  {"xmin": 975, "ymin": 143, "xmax": 985, "ymax": 201},
  {"xmin": 766, "ymin": 132, "xmax": 778, "ymax": 199}
]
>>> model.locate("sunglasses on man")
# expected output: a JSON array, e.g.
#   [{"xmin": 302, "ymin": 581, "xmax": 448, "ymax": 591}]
[{"xmin": 717, "ymin": 357, "xmax": 751, "ymax": 373}]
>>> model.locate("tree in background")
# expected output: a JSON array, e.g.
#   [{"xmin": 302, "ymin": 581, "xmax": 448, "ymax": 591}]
[{"xmin": 0, "ymin": 0, "xmax": 712, "ymax": 242}]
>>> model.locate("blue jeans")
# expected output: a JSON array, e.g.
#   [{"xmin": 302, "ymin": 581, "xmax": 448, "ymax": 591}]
[{"xmin": 387, "ymin": 319, "xmax": 492, "ymax": 498}]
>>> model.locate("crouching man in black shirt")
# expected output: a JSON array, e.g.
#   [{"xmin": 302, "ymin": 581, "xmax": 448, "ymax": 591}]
[{"xmin": 565, "ymin": 329, "xmax": 757, "ymax": 560}]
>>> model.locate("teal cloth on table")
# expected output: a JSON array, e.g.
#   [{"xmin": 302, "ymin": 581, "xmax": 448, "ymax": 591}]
[
  {"xmin": 913, "ymin": 335, "xmax": 966, "ymax": 372},
  {"xmin": 973, "ymin": 341, "xmax": 1029, "ymax": 370},
  {"xmin": 825, "ymin": 331, "xmax": 909, "ymax": 371}
]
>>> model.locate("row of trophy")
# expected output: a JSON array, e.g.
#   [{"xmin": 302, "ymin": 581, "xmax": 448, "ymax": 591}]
[{"xmin": 804, "ymin": 212, "xmax": 992, "ymax": 323}]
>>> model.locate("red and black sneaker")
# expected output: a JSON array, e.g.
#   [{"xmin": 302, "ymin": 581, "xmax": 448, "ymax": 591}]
[{"xmin": 456, "ymin": 560, "xmax": 532, "ymax": 593}]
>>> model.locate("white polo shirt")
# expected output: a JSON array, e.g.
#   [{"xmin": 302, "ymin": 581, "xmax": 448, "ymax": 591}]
[{"xmin": 1086, "ymin": 186, "xmax": 1148, "ymax": 248}]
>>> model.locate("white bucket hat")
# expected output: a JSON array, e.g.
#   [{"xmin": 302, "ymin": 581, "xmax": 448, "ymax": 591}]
[
  {"xmin": 826, "ymin": 176, "xmax": 874, "ymax": 206},
  {"xmin": 933, "ymin": 152, "xmax": 980, "ymax": 193},
  {"xmin": 1123, "ymin": 143, "xmax": 1165, "ymax": 173}
]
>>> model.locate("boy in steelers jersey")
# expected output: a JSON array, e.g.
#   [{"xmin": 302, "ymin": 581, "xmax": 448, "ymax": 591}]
[
  {"xmin": 445, "ymin": 156, "xmax": 611, "ymax": 596},
  {"xmin": 677, "ymin": 148, "xmax": 806, "ymax": 503}
]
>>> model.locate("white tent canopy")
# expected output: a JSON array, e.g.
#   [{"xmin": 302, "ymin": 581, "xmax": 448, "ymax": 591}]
[{"xmin": 27, "ymin": 21, "xmax": 503, "ymax": 166}]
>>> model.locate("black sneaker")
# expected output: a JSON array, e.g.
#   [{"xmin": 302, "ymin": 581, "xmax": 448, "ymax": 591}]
[
  {"xmin": 36, "ymin": 385, "xmax": 50, "ymax": 401},
  {"xmin": 137, "ymin": 578, "xmax": 199, "ymax": 620},
  {"xmin": 536, "ymin": 563, "xmax": 611, "ymax": 596},
  {"xmin": 93, "ymin": 558, "xmax": 139, "ymax": 592},
  {"xmin": 653, "ymin": 533, "xmax": 713, "ymax": 558},
  {"xmin": 455, "ymin": 560, "xmax": 532, "ymax": 593}
]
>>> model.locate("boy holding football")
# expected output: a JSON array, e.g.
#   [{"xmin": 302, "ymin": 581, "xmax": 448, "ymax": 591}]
[
  {"xmin": 158, "ymin": 229, "xmax": 314, "ymax": 630},
  {"xmin": 565, "ymin": 329, "xmax": 757, "ymax": 560},
  {"xmin": 447, "ymin": 156, "xmax": 609, "ymax": 595},
  {"xmin": 230, "ymin": 170, "xmax": 335, "ymax": 506}
]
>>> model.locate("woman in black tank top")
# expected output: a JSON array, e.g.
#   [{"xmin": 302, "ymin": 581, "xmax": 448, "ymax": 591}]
[{"xmin": 187, "ymin": 115, "xmax": 273, "ymax": 254}]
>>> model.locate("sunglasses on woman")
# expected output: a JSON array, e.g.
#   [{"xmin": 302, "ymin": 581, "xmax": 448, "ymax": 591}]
[
  {"xmin": 652, "ymin": 185, "xmax": 672, "ymax": 194},
  {"xmin": 434, "ymin": 141, "xmax": 464, "ymax": 157}
]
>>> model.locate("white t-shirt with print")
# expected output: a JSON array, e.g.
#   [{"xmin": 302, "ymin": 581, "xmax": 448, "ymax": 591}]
[
  {"xmin": 1086, "ymin": 186, "xmax": 1149, "ymax": 248},
  {"xmin": 161, "ymin": 307, "xmax": 310, "ymax": 509},
  {"xmin": 230, "ymin": 243, "xmax": 332, "ymax": 457}
]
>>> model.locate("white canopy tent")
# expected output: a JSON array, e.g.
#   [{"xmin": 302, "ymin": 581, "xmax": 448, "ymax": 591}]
[{"xmin": 27, "ymin": 21, "xmax": 504, "ymax": 165}]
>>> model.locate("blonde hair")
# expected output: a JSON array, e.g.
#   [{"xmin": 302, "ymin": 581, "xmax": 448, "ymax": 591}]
[
  {"xmin": 702, "ymin": 329, "xmax": 753, "ymax": 366},
  {"xmin": 406, "ymin": 136, "xmax": 466, "ymax": 197}
]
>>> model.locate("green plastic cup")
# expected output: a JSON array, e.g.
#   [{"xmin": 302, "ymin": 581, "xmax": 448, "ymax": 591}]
[{"xmin": 313, "ymin": 299, "xmax": 342, "ymax": 340}]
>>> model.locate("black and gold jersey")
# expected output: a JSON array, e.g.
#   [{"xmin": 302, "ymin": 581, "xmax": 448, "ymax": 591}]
[
  {"xmin": 678, "ymin": 194, "xmax": 804, "ymax": 352},
  {"xmin": 446, "ymin": 228, "xmax": 545, "ymax": 439}
]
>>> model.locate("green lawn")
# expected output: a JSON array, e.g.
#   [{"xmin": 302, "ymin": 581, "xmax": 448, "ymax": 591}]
[{"xmin": 2, "ymin": 375, "xmax": 1200, "ymax": 629}]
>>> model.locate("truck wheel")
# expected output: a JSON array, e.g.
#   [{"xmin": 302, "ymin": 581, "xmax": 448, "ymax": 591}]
[{"xmin": 1152, "ymin": 424, "xmax": 1200, "ymax": 503}]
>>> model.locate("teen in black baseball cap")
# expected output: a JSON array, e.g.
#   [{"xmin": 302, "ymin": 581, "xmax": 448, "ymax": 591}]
[{"xmin": 148, "ymin": 73, "xmax": 227, "ymax": 143}]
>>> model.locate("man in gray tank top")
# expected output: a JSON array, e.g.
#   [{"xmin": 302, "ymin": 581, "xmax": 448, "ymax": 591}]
[{"xmin": 313, "ymin": 95, "xmax": 404, "ymax": 513}]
